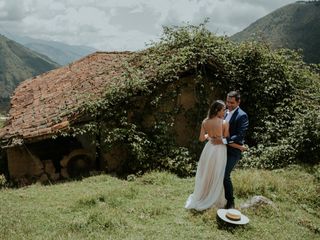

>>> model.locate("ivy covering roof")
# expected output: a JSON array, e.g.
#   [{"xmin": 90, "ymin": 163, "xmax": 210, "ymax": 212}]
[
  {"xmin": 0, "ymin": 24, "xmax": 319, "ymax": 171},
  {"xmin": 0, "ymin": 25, "xmax": 228, "ymax": 147}
]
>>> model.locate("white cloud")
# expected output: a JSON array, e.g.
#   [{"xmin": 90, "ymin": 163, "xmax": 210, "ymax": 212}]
[{"xmin": 0, "ymin": 0, "xmax": 297, "ymax": 51}]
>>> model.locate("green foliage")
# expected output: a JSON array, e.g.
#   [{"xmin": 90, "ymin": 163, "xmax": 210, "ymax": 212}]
[
  {"xmin": 156, "ymin": 147, "xmax": 195, "ymax": 177},
  {"xmin": 240, "ymin": 51, "xmax": 320, "ymax": 168},
  {"xmin": 102, "ymin": 122, "xmax": 153, "ymax": 171},
  {"xmin": 0, "ymin": 174, "xmax": 7, "ymax": 188},
  {"xmin": 242, "ymin": 144, "xmax": 297, "ymax": 169},
  {"xmin": 52, "ymin": 21, "xmax": 320, "ymax": 174}
]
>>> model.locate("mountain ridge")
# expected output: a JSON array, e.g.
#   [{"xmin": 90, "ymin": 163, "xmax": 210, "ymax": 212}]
[
  {"xmin": 0, "ymin": 34, "xmax": 59, "ymax": 112},
  {"xmin": 3, "ymin": 34, "xmax": 96, "ymax": 65},
  {"xmin": 230, "ymin": 1, "xmax": 320, "ymax": 63}
]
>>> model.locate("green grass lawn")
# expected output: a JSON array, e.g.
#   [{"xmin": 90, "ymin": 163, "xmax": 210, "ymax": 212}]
[{"xmin": 0, "ymin": 166, "xmax": 319, "ymax": 240}]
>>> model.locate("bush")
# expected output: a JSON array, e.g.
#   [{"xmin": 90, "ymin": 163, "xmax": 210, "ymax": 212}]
[
  {"xmin": 292, "ymin": 108, "xmax": 320, "ymax": 164},
  {"xmin": 0, "ymin": 174, "xmax": 8, "ymax": 188},
  {"xmin": 127, "ymin": 25, "xmax": 318, "ymax": 171},
  {"xmin": 241, "ymin": 143, "xmax": 297, "ymax": 169},
  {"xmin": 157, "ymin": 147, "xmax": 195, "ymax": 177},
  {"xmin": 56, "ymin": 23, "xmax": 320, "ymax": 174}
]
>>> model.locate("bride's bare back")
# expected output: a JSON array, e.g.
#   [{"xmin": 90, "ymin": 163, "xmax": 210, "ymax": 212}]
[
  {"xmin": 199, "ymin": 116, "xmax": 246, "ymax": 152},
  {"xmin": 199, "ymin": 117, "xmax": 228, "ymax": 142}
]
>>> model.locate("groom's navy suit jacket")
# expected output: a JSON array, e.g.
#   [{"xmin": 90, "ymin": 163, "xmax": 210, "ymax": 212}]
[{"xmin": 226, "ymin": 107, "xmax": 249, "ymax": 156}]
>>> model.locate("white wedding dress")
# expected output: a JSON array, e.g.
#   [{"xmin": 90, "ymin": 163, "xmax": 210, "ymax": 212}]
[{"xmin": 185, "ymin": 140, "xmax": 227, "ymax": 211}]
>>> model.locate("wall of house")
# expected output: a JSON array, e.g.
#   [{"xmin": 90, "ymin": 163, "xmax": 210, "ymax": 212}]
[
  {"xmin": 173, "ymin": 77, "xmax": 198, "ymax": 146},
  {"xmin": 6, "ymin": 135, "xmax": 96, "ymax": 183},
  {"xmin": 7, "ymin": 146, "xmax": 43, "ymax": 180},
  {"xmin": 99, "ymin": 74, "xmax": 219, "ymax": 174},
  {"xmin": 5, "ymin": 73, "xmax": 220, "ymax": 181},
  {"xmin": 101, "ymin": 143, "xmax": 128, "ymax": 173}
]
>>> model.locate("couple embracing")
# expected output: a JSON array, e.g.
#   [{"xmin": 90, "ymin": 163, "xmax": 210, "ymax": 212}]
[{"xmin": 185, "ymin": 91, "xmax": 249, "ymax": 211}]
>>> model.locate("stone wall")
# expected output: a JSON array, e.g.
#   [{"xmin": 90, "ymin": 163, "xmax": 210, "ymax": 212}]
[
  {"xmin": 99, "ymin": 75, "xmax": 219, "ymax": 173},
  {"xmin": 7, "ymin": 146, "xmax": 43, "ymax": 179},
  {"xmin": 6, "ymin": 135, "xmax": 96, "ymax": 183}
]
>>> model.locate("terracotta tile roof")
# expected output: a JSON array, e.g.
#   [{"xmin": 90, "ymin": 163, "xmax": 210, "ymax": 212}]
[{"xmin": 0, "ymin": 51, "xmax": 132, "ymax": 145}]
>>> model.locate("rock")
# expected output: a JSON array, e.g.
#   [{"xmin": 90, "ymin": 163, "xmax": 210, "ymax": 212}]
[
  {"xmin": 240, "ymin": 195, "xmax": 274, "ymax": 209},
  {"xmin": 43, "ymin": 160, "xmax": 56, "ymax": 180},
  {"xmin": 37, "ymin": 173, "xmax": 49, "ymax": 184},
  {"xmin": 60, "ymin": 168, "xmax": 69, "ymax": 179},
  {"xmin": 51, "ymin": 173, "xmax": 60, "ymax": 181}
]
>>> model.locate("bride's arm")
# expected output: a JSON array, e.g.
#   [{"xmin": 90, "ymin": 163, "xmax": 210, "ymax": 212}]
[
  {"xmin": 199, "ymin": 120, "xmax": 208, "ymax": 142},
  {"xmin": 223, "ymin": 121, "xmax": 247, "ymax": 151},
  {"xmin": 223, "ymin": 120, "xmax": 229, "ymax": 138}
]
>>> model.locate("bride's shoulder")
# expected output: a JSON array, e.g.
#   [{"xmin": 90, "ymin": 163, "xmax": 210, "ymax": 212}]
[
  {"xmin": 201, "ymin": 118, "xmax": 208, "ymax": 127},
  {"xmin": 202, "ymin": 117, "xmax": 209, "ymax": 123}
]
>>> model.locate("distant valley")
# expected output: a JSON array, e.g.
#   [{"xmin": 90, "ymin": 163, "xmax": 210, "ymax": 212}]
[{"xmin": 3, "ymin": 33, "xmax": 96, "ymax": 66}]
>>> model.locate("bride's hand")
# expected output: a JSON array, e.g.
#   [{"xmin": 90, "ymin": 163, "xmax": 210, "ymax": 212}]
[
  {"xmin": 211, "ymin": 137, "xmax": 223, "ymax": 145},
  {"xmin": 204, "ymin": 134, "xmax": 209, "ymax": 140}
]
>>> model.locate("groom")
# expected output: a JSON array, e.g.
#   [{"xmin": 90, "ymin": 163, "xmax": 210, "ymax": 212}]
[{"xmin": 213, "ymin": 91, "xmax": 249, "ymax": 209}]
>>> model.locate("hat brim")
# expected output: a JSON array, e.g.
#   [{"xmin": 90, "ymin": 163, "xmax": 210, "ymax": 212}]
[{"xmin": 217, "ymin": 209, "xmax": 249, "ymax": 225}]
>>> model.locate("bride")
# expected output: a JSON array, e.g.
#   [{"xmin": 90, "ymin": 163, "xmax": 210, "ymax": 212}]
[{"xmin": 185, "ymin": 100, "xmax": 245, "ymax": 211}]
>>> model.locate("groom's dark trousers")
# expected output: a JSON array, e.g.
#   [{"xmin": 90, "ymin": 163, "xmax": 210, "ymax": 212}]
[
  {"xmin": 224, "ymin": 148, "xmax": 242, "ymax": 204},
  {"xmin": 224, "ymin": 107, "xmax": 249, "ymax": 206}
]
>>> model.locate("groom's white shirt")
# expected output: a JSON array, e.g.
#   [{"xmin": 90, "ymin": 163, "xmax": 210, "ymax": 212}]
[
  {"xmin": 225, "ymin": 106, "xmax": 238, "ymax": 123},
  {"xmin": 222, "ymin": 106, "xmax": 239, "ymax": 144}
]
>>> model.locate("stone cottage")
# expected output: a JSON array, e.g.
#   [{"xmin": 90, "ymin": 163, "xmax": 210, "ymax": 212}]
[{"xmin": 0, "ymin": 49, "xmax": 221, "ymax": 182}]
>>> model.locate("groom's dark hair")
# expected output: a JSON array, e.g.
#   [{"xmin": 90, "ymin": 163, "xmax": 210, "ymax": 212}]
[{"xmin": 227, "ymin": 91, "xmax": 240, "ymax": 102}]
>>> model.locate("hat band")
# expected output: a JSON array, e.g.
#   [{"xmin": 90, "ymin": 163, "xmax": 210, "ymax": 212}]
[{"xmin": 226, "ymin": 214, "xmax": 241, "ymax": 221}]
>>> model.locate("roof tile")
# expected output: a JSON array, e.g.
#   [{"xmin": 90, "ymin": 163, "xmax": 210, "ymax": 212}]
[{"xmin": 1, "ymin": 52, "xmax": 132, "ymax": 144}]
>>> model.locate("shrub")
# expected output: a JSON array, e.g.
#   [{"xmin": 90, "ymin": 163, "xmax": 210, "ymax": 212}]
[
  {"xmin": 49, "ymin": 22, "xmax": 320, "ymax": 174},
  {"xmin": 0, "ymin": 174, "xmax": 8, "ymax": 188}
]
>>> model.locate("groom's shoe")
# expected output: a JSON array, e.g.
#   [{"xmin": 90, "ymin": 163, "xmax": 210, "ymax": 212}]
[{"xmin": 225, "ymin": 201, "xmax": 235, "ymax": 209}]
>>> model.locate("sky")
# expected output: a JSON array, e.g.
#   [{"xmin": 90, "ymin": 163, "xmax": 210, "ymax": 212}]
[{"xmin": 0, "ymin": 0, "xmax": 297, "ymax": 51}]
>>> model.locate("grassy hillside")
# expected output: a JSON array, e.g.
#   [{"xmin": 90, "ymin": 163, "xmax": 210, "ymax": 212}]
[
  {"xmin": 0, "ymin": 167, "xmax": 319, "ymax": 239},
  {"xmin": 230, "ymin": 1, "xmax": 320, "ymax": 63},
  {"xmin": 0, "ymin": 34, "xmax": 59, "ymax": 111}
]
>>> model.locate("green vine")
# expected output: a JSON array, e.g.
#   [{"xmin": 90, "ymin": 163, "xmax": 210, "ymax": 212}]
[{"xmin": 49, "ymin": 22, "xmax": 320, "ymax": 175}]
